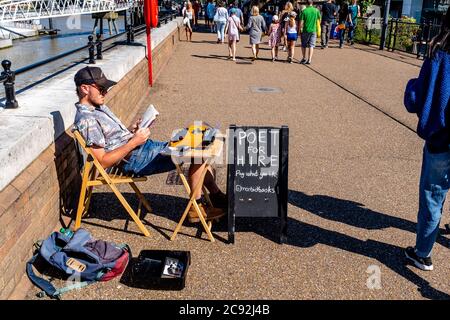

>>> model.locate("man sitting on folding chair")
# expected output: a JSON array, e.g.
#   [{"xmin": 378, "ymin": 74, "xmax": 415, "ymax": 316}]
[{"xmin": 73, "ymin": 66, "xmax": 226, "ymax": 223}]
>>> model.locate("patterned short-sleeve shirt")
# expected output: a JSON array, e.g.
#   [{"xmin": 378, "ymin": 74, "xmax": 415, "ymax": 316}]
[{"xmin": 73, "ymin": 103, "xmax": 134, "ymax": 152}]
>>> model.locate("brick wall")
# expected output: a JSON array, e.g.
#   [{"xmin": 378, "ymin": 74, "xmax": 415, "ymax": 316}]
[{"xmin": 0, "ymin": 26, "xmax": 180, "ymax": 299}]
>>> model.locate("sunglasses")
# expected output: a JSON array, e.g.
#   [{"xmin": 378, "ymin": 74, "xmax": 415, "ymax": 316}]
[
  {"xmin": 91, "ymin": 84, "xmax": 108, "ymax": 96},
  {"xmin": 86, "ymin": 67, "xmax": 108, "ymax": 95}
]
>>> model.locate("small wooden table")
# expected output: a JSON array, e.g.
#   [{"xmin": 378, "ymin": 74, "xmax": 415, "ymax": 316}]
[{"xmin": 169, "ymin": 136, "xmax": 225, "ymax": 242}]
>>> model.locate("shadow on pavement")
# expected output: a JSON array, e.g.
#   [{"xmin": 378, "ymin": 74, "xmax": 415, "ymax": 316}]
[
  {"xmin": 192, "ymin": 54, "xmax": 279, "ymax": 63},
  {"xmin": 243, "ymin": 46, "xmax": 271, "ymax": 51},
  {"xmin": 189, "ymin": 40, "xmax": 221, "ymax": 44},
  {"xmin": 191, "ymin": 54, "xmax": 256, "ymax": 62},
  {"xmin": 285, "ymin": 189, "xmax": 450, "ymax": 300},
  {"xmin": 86, "ymin": 192, "xmax": 185, "ymax": 222},
  {"xmin": 67, "ymin": 187, "xmax": 450, "ymax": 299},
  {"xmin": 74, "ymin": 192, "xmax": 229, "ymax": 242},
  {"xmin": 191, "ymin": 54, "xmax": 229, "ymax": 61},
  {"xmin": 288, "ymin": 190, "xmax": 449, "ymax": 249}
]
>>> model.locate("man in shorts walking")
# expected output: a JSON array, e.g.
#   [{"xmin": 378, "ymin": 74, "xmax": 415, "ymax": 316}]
[{"xmin": 298, "ymin": 0, "xmax": 321, "ymax": 64}]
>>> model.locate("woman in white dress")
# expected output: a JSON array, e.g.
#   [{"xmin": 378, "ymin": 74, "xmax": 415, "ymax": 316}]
[{"xmin": 183, "ymin": 2, "xmax": 196, "ymax": 41}]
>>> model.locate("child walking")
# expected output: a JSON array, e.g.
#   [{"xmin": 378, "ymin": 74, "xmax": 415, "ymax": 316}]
[
  {"xmin": 285, "ymin": 11, "xmax": 298, "ymax": 63},
  {"xmin": 225, "ymin": 8, "xmax": 242, "ymax": 61},
  {"xmin": 268, "ymin": 15, "xmax": 282, "ymax": 62}
]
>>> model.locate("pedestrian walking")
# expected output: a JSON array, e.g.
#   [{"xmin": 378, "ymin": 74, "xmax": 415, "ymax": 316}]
[
  {"xmin": 347, "ymin": 0, "xmax": 360, "ymax": 45},
  {"xmin": 338, "ymin": 1, "xmax": 350, "ymax": 48},
  {"xmin": 321, "ymin": 0, "xmax": 337, "ymax": 48},
  {"xmin": 285, "ymin": 12, "xmax": 298, "ymax": 63},
  {"xmin": 229, "ymin": 1, "xmax": 244, "ymax": 25},
  {"xmin": 225, "ymin": 8, "xmax": 243, "ymax": 61},
  {"xmin": 181, "ymin": 1, "xmax": 187, "ymax": 16},
  {"xmin": 183, "ymin": 1, "xmax": 195, "ymax": 41},
  {"xmin": 279, "ymin": 2, "xmax": 294, "ymax": 52},
  {"xmin": 244, "ymin": 6, "xmax": 267, "ymax": 61},
  {"xmin": 403, "ymin": 7, "xmax": 450, "ymax": 271},
  {"xmin": 214, "ymin": 1, "xmax": 228, "ymax": 44},
  {"xmin": 193, "ymin": 0, "xmax": 201, "ymax": 28},
  {"xmin": 268, "ymin": 14, "xmax": 282, "ymax": 61},
  {"xmin": 206, "ymin": 0, "xmax": 216, "ymax": 32},
  {"xmin": 299, "ymin": 0, "xmax": 321, "ymax": 64}
]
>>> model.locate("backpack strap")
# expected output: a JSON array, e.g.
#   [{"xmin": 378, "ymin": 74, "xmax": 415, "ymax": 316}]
[
  {"xmin": 54, "ymin": 280, "xmax": 93, "ymax": 297},
  {"xmin": 26, "ymin": 253, "xmax": 60, "ymax": 299},
  {"xmin": 27, "ymin": 253, "xmax": 94, "ymax": 299},
  {"xmin": 118, "ymin": 243, "xmax": 131, "ymax": 254}
]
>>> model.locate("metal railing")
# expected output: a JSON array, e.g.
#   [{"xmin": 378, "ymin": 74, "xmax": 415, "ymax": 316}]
[
  {"xmin": 0, "ymin": 10, "xmax": 177, "ymax": 108},
  {"xmin": 0, "ymin": 0, "xmax": 133, "ymax": 22},
  {"xmin": 354, "ymin": 17, "xmax": 442, "ymax": 58}
]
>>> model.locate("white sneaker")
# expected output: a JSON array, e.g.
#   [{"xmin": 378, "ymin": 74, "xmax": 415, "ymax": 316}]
[{"xmin": 405, "ymin": 247, "xmax": 433, "ymax": 271}]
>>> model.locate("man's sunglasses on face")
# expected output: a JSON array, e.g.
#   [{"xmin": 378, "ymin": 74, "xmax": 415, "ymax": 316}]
[
  {"xmin": 91, "ymin": 84, "xmax": 108, "ymax": 96},
  {"xmin": 86, "ymin": 67, "xmax": 108, "ymax": 95}
]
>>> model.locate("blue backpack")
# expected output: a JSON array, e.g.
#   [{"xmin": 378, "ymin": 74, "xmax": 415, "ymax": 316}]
[{"xmin": 27, "ymin": 228, "xmax": 130, "ymax": 299}]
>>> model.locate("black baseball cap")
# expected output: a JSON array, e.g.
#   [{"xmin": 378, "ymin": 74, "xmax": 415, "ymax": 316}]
[{"xmin": 74, "ymin": 66, "xmax": 117, "ymax": 89}]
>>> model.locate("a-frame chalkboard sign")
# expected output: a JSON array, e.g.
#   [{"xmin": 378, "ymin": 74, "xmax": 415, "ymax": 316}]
[{"xmin": 226, "ymin": 125, "xmax": 288, "ymax": 244}]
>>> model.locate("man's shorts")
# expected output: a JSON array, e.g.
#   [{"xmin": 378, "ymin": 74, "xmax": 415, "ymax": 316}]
[
  {"xmin": 301, "ymin": 32, "xmax": 317, "ymax": 48},
  {"xmin": 122, "ymin": 139, "xmax": 175, "ymax": 176}
]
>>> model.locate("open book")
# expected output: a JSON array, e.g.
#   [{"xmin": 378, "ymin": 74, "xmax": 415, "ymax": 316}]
[{"xmin": 139, "ymin": 104, "xmax": 159, "ymax": 129}]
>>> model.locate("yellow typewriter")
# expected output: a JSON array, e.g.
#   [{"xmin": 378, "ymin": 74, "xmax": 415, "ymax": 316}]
[{"xmin": 169, "ymin": 123, "xmax": 218, "ymax": 150}]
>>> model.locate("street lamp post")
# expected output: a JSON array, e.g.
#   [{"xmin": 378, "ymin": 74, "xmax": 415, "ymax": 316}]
[{"xmin": 379, "ymin": 0, "xmax": 392, "ymax": 50}]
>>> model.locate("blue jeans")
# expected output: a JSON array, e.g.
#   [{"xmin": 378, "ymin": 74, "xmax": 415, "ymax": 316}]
[
  {"xmin": 216, "ymin": 21, "xmax": 226, "ymax": 41},
  {"xmin": 339, "ymin": 22, "xmax": 355, "ymax": 46},
  {"xmin": 122, "ymin": 139, "xmax": 175, "ymax": 176},
  {"xmin": 339, "ymin": 25, "xmax": 346, "ymax": 46},
  {"xmin": 348, "ymin": 22, "xmax": 356, "ymax": 42},
  {"xmin": 415, "ymin": 144, "xmax": 450, "ymax": 257}
]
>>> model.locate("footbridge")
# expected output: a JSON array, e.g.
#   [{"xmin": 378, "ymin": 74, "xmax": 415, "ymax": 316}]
[{"xmin": 0, "ymin": 0, "xmax": 142, "ymax": 22}]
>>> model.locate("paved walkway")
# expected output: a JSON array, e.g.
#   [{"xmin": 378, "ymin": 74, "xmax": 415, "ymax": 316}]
[{"xmin": 27, "ymin": 28, "xmax": 449, "ymax": 300}]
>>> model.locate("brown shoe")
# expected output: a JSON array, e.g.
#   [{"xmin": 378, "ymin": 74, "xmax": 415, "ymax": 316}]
[
  {"xmin": 209, "ymin": 191, "xmax": 227, "ymax": 209},
  {"xmin": 205, "ymin": 206, "xmax": 225, "ymax": 221},
  {"xmin": 188, "ymin": 203, "xmax": 207, "ymax": 223}
]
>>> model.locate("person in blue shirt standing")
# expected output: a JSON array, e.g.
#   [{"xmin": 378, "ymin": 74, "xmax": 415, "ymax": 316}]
[
  {"xmin": 347, "ymin": 0, "xmax": 360, "ymax": 45},
  {"xmin": 206, "ymin": 0, "xmax": 216, "ymax": 32},
  {"xmin": 228, "ymin": 1, "xmax": 244, "ymax": 25},
  {"xmin": 403, "ymin": 7, "xmax": 450, "ymax": 271}
]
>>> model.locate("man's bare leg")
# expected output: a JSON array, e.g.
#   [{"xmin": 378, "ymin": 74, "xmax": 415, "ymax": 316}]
[
  {"xmin": 308, "ymin": 47, "xmax": 314, "ymax": 62},
  {"xmin": 188, "ymin": 163, "xmax": 226, "ymax": 218},
  {"xmin": 189, "ymin": 163, "xmax": 220, "ymax": 200}
]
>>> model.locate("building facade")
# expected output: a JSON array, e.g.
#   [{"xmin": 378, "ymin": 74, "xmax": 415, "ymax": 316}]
[{"xmin": 378, "ymin": 0, "xmax": 449, "ymax": 22}]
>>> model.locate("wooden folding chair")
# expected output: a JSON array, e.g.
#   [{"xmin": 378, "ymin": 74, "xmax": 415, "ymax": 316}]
[{"xmin": 73, "ymin": 130, "xmax": 152, "ymax": 237}]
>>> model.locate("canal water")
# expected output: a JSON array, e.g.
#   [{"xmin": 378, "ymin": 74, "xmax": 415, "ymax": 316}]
[{"xmin": 0, "ymin": 14, "xmax": 127, "ymax": 90}]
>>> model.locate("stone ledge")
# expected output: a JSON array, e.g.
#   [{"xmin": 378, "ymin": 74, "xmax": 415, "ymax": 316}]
[
  {"xmin": 0, "ymin": 39, "xmax": 13, "ymax": 49},
  {"xmin": 0, "ymin": 18, "xmax": 182, "ymax": 191}
]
